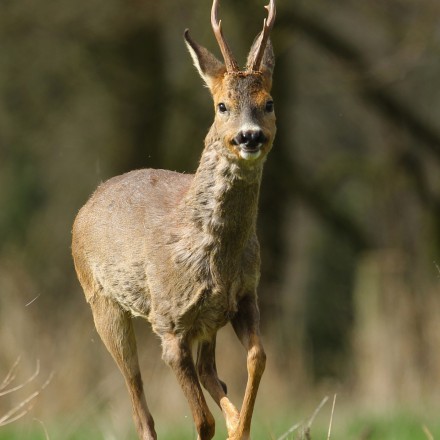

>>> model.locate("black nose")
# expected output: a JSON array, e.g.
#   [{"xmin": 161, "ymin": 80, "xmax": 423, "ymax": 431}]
[{"xmin": 233, "ymin": 129, "xmax": 266, "ymax": 150}]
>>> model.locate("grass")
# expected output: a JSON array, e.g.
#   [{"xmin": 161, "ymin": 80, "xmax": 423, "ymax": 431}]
[
  {"xmin": 1, "ymin": 410, "xmax": 439, "ymax": 440},
  {"xmin": 343, "ymin": 413, "xmax": 438, "ymax": 440},
  {"xmin": 288, "ymin": 410, "xmax": 440, "ymax": 440}
]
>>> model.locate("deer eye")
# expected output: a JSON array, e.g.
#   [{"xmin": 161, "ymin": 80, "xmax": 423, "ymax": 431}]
[
  {"xmin": 218, "ymin": 102, "xmax": 228, "ymax": 113},
  {"xmin": 265, "ymin": 100, "xmax": 274, "ymax": 113}
]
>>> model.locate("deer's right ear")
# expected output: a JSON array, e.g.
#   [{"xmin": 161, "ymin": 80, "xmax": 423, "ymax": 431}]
[{"xmin": 184, "ymin": 30, "xmax": 226, "ymax": 90}]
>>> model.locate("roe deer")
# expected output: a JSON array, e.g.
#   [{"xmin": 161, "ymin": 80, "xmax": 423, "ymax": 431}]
[{"xmin": 72, "ymin": 0, "xmax": 276, "ymax": 438}]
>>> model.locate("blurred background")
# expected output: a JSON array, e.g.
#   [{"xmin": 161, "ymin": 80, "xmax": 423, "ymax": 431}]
[{"xmin": 1, "ymin": 0, "xmax": 440, "ymax": 438}]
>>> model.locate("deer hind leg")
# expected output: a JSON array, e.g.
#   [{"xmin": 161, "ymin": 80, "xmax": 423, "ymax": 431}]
[
  {"xmin": 230, "ymin": 295, "xmax": 266, "ymax": 440},
  {"xmin": 161, "ymin": 333, "xmax": 215, "ymax": 440},
  {"xmin": 89, "ymin": 295, "xmax": 157, "ymax": 440},
  {"xmin": 196, "ymin": 337, "xmax": 240, "ymax": 436}
]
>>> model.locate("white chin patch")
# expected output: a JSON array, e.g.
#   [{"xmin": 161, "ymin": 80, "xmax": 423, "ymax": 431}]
[{"xmin": 239, "ymin": 149, "xmax": 262, "ymax": 161}]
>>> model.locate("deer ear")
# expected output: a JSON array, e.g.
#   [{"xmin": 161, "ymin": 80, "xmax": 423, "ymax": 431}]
[
  {"xmin": 184, "ymin": 30, "xmax": 226, "ymax": 90},
  {"xmin": 246, "ymin": 35, "xmax": 275, "ymax": 86}
]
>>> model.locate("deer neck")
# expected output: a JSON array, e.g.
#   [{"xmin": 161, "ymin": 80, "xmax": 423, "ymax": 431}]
[{"xmin": 179, "ymin": 130, "xmax": 263, "ymax": 260}]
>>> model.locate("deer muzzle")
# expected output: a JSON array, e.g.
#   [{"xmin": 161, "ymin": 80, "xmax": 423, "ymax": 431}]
[{"xmin": 232, "ymin": 129, "xmax": 267, "ymax": 160}]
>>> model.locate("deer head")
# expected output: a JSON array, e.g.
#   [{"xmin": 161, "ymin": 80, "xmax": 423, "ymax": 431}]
[{"xmin": 184, "ymin": 0, "xmax": 276, "ymax": 163}]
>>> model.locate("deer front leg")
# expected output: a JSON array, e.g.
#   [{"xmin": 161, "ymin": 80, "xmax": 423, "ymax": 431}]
[
  {"xmin": 230, "ymin": 295, "xmax": 266, "ymax": 440},
  {"xmin": 196, "ymin": 337, "xmax": 240, "ymax": 435},
  {"xmin": 89, "ymin": 296, "xmax": 157, "ymax": 440},
  {"xmin": 161, "ymin": 333, "xmax": 215, "ymax": 440}
]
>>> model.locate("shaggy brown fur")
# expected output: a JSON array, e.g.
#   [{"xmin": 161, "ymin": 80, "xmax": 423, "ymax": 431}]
[{"xmin": 72, "ymin": 4, "xmax": 276, "ymax": 439}]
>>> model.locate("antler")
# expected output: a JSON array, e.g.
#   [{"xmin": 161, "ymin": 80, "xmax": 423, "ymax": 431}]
[
  {"xmin": 211, "ymin": 0, "xmax": 239, "ymax": 72},
  {"xmin": 249, "ymin": 0, "xmax": 276, "ymax": 72}
]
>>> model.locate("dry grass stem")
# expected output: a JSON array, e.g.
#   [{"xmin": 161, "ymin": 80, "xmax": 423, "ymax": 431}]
[
  {"xmin": 423, "ymin": 424, "xmax": 434, "ymax": 440},
  {"xmin": 0, "ymin": 357, "xmax": 21, "ymax": 393},
  {"xmin": 0, "ymin": 359, "xmax": 54, "ymax": 427},
  {"xmin": 276, "ymin": 396, "xmax": 329, "ymax": 440},
  {"xmin": 276, "ymin": 421, "xmax": 303, "ymax": 440},
  {"xmin": 0, "ymin": 360, "xmax": 40, "ymax": 397},
  {"xmin": 25, "ymin": 294, "xmax": 41, "ymax": 307},
  {"xmin": 326, "ymin": 394, "xmax": 337, "ymax": 440},
  {"xmin": 34, "ymin": 418, "xmax": 51, "ymax": 440},
  {"xmin": 307, "ymin": 396, "xmax": 329, "ymax": 430}
]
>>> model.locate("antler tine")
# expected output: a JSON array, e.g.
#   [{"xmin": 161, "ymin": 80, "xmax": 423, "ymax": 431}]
[
  {"xmin": 211, "ymin": 0, "xmax": 239, "ymax": 72},
  {"xmin": 249, "ymin": 0, "xmax": 276, "ymax": 72}
]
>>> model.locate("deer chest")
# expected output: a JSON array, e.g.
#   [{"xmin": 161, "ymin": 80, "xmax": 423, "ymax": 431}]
[
  {"xmin": 149, "ymin": 263, "xmax": 256, "ymax": 341},
  {"xmin": 176, "ymin": 276, "xmax": 243, "ymax": 340},
  {"xmin": 147, "ymin": 230, "xmax": 261, "ymax": 339}
]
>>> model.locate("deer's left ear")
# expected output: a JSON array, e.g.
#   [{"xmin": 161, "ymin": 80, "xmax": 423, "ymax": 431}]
[
  {"xmin": 246, "ymin": 35, "xmax": 275, "ymax": 88},
  {"xmin": 184, "ymin": 30, "xmax": 226, "ymax": 90}
]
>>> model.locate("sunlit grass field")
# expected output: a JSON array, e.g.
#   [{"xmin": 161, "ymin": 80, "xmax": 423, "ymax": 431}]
[{"xmin": 1, "ymin": 411, "xmax": 439, "ymax": 440}]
